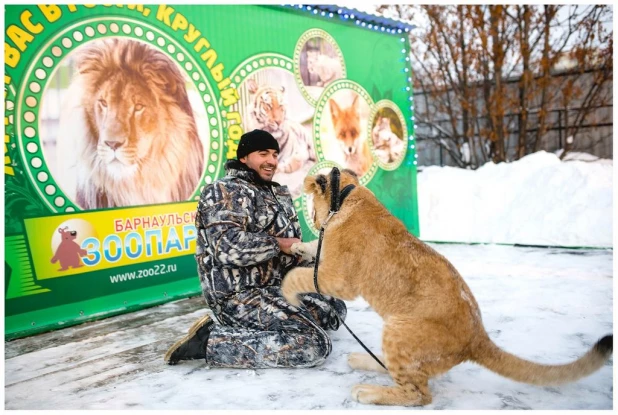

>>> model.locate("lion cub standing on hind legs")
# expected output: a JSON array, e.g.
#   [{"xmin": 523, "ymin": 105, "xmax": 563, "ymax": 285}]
[{"xmin": 281, "ymin": 168, "xmax": 613, "ymax": 407}]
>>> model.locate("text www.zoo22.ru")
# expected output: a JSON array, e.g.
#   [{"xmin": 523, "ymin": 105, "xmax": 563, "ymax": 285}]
[{"xmin": 109, "ymin": 263, "xmax": 177, "ymax": 283}]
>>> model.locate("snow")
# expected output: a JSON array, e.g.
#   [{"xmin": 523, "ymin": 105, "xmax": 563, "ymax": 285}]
[
  {"xmin": 4, "ymin": 244, "xmax": 612, "ymax": 410},
  {"xmin": 417, "ymin": 151, "xmax": 613, "ymax": 248},
  {"xmin": 3, "ymin": 151, "xmax": 613, "ymax": 409}
]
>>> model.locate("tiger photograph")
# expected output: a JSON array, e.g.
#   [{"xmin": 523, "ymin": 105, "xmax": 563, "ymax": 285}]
[{"xmin": 235, "ymin": 68, "xmax": 316, "ymax": 199}]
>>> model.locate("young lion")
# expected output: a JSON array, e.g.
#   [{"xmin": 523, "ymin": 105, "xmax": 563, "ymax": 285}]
[{"xmin": 281, "ymin": 169, "xmax": 613, "ymax": 407}]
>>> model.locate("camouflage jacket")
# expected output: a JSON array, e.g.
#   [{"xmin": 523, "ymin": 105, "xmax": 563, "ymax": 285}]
[{"xmin": 196, "ymin": 159, "xmax": 303, "ymax": 305}]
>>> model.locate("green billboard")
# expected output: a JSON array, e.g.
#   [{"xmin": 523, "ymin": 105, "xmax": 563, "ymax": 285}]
[{"xmin": 4, "ymin": 4, "xmax": 418, "ymax": 339}]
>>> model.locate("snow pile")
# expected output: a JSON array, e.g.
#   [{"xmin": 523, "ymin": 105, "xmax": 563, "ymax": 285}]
[{"xmin": 417, "ymin": 151, "xmax": 613, "ymax": 247}]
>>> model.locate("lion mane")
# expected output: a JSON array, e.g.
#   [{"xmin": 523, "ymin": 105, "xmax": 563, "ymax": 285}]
[{"xmin": 66, "ymin": 38, "xmax": 204, "ymax": 209}]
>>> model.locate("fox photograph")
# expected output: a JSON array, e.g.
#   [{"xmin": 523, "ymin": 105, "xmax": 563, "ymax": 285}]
[
  {"xmin": 38, "ymin": 37, "xmax": 209, "ymax": 210},
  {"xmin": 317, "ymin": 89, "xmax": 373, "ymax": 177}
]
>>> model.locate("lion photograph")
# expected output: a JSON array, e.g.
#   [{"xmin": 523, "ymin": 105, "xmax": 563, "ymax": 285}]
[
  {"xmin": 281, "ymin": 168, "xmax": 613, "ymax": 407},
  {"xmin": 41, "ymin": 38, "xmax": 206, "ymax": 209}
]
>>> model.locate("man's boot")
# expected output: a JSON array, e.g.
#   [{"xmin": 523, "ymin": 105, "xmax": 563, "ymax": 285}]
[{"xmin": 164, "ymin": 315, "xmax": 214, "ymax": 365}]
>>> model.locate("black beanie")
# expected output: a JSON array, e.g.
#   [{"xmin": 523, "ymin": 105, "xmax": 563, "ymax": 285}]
[{"xmin": 236, "ymin": 129, "xmax": 280, "ymax": 159}]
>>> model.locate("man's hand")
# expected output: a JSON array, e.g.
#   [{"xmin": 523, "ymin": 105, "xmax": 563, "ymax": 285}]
[{"xmin": 276, "ymin": 237, "xmax": 302, "ymax": 255}]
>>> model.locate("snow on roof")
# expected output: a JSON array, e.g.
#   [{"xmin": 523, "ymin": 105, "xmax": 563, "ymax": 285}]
[{"xmin": 282, "ymin": 4, "xmax": 416, "ymax": 33}]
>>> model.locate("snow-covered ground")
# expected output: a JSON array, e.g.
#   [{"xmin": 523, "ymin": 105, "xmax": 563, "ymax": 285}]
[
  {"xmin": 417, "ymin": 151, "xmax": 613, "ymax": 248},
  {"xmin": 4, "ymin": 244, "xmax": 612, "ymax": 410}
]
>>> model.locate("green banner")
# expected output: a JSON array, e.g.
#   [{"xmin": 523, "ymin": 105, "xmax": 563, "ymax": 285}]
[{"xmin": 4, "ymin": 4, "xmax": 418, "ymax": 339}]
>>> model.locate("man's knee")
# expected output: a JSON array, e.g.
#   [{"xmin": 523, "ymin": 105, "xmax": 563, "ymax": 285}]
[{"xmin": 301, "ymin": 328, "xmax": 332, "ymax": 367}]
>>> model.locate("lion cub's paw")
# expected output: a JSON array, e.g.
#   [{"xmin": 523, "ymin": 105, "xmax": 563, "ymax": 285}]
[
  {"xmin": 348, "ymin": 352, "xmax": 365, "ymax": 370},
  {"xmin": 348, "ymin": 352, "xmax": 388, "ymax": 373},
  {"xmin": 290, "ymin": 240, "xmax": 319, "ymax": 263},
  {"xmin": 348, "ymin": 352, "xmax": 372, "ymax": 370},
  {"xmin": 351, "ymin": 384, "xmax": 382, "ymax": 405},
  {"xmin": 280, "ymin": 271, "xmax": 302, "ymax": 307}
]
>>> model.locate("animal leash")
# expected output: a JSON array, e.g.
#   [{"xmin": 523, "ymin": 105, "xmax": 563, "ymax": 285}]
[{"xmin": 311, "ymin": 168, "xmax": 387, "ymax": 371}]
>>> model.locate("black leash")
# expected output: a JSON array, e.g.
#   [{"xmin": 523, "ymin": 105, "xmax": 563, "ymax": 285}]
[{"xmin": 311, "ymin": 168, "xmax": 388, "ymax": 371}]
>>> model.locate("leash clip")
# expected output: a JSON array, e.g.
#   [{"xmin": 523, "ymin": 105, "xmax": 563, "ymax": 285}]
[{"xmin": 322, "ymin": 211, "xmax": 336, "ymax": 228}]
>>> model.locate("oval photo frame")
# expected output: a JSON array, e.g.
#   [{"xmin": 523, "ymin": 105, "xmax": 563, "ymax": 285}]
[
  {"xmin": 16, "ymin": 17, "xmax": 223, "ymax": 212},
  {"xmin": 293, "ymin": 28, "xmax": 346, "ymax": 107},
  {"xmin": 368, "ymin": 100, "xmax": 408, "ymax": 171},
  {"xmin": 312, "ymin": 79, "xmax": 377, "ymax": 186}
]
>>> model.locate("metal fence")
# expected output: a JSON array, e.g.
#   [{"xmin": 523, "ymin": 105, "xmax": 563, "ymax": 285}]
[{"xmin": 413, "ymin": 69, "xmax": 613, "ymax": 167}]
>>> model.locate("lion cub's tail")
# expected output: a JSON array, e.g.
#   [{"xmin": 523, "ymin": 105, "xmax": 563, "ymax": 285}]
[{"xmin": 472, "ymin": 335, "xmax": 612, "ymax": 385}]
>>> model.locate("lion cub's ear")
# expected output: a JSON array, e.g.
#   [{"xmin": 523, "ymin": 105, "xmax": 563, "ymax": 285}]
[
  {"xmin": 340, "ymin": 169, "xmax": 360, "ymax": 186},
  {"xmin": 303, "ymin": 174, "xmax": 328, "ymax": 195}
]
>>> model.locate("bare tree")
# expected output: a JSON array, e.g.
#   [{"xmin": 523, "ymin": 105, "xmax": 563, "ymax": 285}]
[
  {"xmin": 557, "ymin": 6, "xmax": 613, "ymax": 159},
  {"xmin": 514, "ymin": 5, "xmax": 532, "ymax": 159},
  {"xmin": 377, "ymin": 5, "xmax": 613, "ymax": 167}
]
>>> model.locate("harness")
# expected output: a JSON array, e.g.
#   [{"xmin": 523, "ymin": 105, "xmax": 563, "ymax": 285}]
[{"xmin": 312, "ymin": 167, "xmax": 387, "ymax": 371}]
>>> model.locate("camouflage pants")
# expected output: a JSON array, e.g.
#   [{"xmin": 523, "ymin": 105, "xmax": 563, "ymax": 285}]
[{"xmin": 205, "ymin": 286, "xmax": 347, "ymax": 369}]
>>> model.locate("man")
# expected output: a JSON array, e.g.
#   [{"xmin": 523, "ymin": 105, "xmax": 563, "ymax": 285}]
[{"xmin": 164, "ymin": 129, "xmax": 347, "ymax": 368}]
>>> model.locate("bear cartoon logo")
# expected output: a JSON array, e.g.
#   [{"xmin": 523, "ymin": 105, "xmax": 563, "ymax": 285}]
[{"xmin": 50, "ymin": 226, "xmax": 88, "ymax": 271}]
